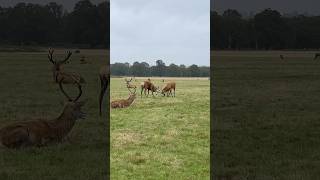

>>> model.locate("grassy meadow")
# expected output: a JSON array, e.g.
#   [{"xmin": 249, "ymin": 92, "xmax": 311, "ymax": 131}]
[
  {"xmin": 0, "ymin": 49, "xmax": 109, "ymax": 180},
  {"xmin": 110, "ymin": 77, "xmax": 210, "ymax": 179},
  {"xmin": 212, "ymin": 51, "xmax": 320, "ymax": 179}
]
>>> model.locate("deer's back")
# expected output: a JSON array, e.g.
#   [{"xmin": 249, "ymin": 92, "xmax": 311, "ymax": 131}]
[
  {"xmin": 0, "ymin": 119, "xmax": 54, "ymax": 148},
  {"xmin": 163, "ymin": 82, "xmax": 176, "ymax": 91},
  {"xmin": 111, "ymin": 98, "xmax": 135, "ymax": 108}
]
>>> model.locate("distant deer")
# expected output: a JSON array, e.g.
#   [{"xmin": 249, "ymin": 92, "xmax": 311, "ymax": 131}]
[
  {"xmin": 0, "ymin": 79, "xmax": 86, "ymax": 149},
  {"xmin": 111, "ymin": 92, "xmax": 136, "ymax": 109},
  {"xmin": 99, "ymin": 65, "xmax": 109, "ymax": 116},
  {"xmin": 280, "ymin": 54, "xmax": 284, "ymax": 60},
  {"xmin": 140, "ymin": 79, "xmax": 159, "ymax": 97},
  {"xmin": 80, "ymin": 56, "xmax": 90, "ymax": 64},
  {"xmin": 124, "ymin": 77, "xmax": 136, "ymax": 93},
  {"xmin": 161, "ymin": 82, "xmax": 176, "ymax": 97},
  {"xmin": 47, "ymin": 48, "xmax": 85, "ymax": 84},
  {"xmin": 314, "ymin": 53, "xmax": 320, "ymax": 60}
]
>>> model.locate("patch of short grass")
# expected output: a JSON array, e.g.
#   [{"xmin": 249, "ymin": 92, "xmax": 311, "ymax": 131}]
[{"xmin": 111, "ymin": 77, "xmax": 210, "ymax": 179}]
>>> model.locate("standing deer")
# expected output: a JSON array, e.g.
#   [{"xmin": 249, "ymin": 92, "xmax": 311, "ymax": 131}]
[
  {"xmin": 140, "ymin": 79, "xmax": 159, "ymax": 97},
  {"xmin": 47, "ymin": 48, "xmax": 85, "ymax": 84},
  {"xmin": 161, "ymin": 82, "xmax": 176, "ymax": 97},
  {"xmin": 124, "ymin": 77, "xmax": 136, "ymax": 93},
  {"xmin": 0, "ymin": 79, "xmax": 86, "ymax": 149},
  {"xmin": 99, "ymin": 65, "xmax": 110, "ymax": 116},
  {"xmin": 111, "ymin": 92, "xmax": 136, "ymax": 109}
]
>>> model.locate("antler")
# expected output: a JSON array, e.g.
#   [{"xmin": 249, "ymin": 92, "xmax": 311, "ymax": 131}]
[
  {"xmin": 48, "ymin": 48, "xmax": 55, "ymax": 64},
  {"xmin": 59, "ymin": 78, "xmax": 82, "ymax": 102},
  {"xmin": 73, "ymin": 81, "xmax": 82, "ymax": 102},
  {"xmin": 127, "ymin": 86, "xmax": 136, "ymax": 94},
  {"xmin": 60, "ymin": 51, "xmax": 72, "ymax": 64}
]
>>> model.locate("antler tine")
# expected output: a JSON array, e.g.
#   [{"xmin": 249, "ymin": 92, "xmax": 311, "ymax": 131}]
[
  {"xmin": 129, "ymin": 77, "xmax": 132, "ymax": 82},
  {"xmin": 48, "ymin": 48, "xmax": 55, "ymax": 64},
  {"xmin": 59, "ymin": 78, "xmax": 72, "ymax": 101},
  {"xmin": 61, "ymin": 51, "xmax": 72, "ymax": 64},
  {"xmin": 73, "ymin": 81, "xmax": 82, "ymax": 102}
]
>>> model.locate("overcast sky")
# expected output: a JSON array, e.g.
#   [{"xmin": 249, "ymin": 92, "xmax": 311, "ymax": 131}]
[
  {"xmin": 212, "ymin": 0, "xmax": 320, "ymax": 15},
  {"xmin": 111, "ymin": 0, "xmax": 210, "ymax": 66}
]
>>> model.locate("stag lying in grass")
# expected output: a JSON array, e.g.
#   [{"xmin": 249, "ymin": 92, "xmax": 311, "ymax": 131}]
[
  {"xmin": 99, "ymin": 65, "xmax": 110, "ymax": 116},
  {"xmin": 48, "ymin": 48, "xmax": 85, "ymax": 84},
  {"xmin": 125, "ymin": 77, "xmax": 136, "ymax": 93},
  {"xmin": 111, "ymin": 89, "xmax": 136, "ymax": 109},
  {"xmin": 0, "ymin": 79, "xmax": 86, "ymax": 149},
  {"xmin": 161, "ymin": 82, "xmax": 176, "ymax": 97},
  {"xmin": 140, "ymin": 79, "xmax": 159, "ymax": 97}
]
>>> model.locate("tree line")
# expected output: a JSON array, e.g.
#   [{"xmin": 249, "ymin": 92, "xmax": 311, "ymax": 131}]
[
  {"xmin": 0, "ymin": 0, "xmax": 109, "ymax": 48},
  {"xmin": 111, "ymin": 60, "xmax": 210, "ymax": 77},
  {"xmin": 211, "ymin": 8, "xmax": 320, "ymax": 50}
]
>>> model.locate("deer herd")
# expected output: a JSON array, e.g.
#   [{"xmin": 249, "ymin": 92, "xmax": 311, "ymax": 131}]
[
  {"xmin": 0, "ymin": 48, "xmax": 109, "ymax": 149},
  {"xmin": 110, "ymin": 77, "xmax": 176, "ymax": 110},
  {"xmin": 0, "ymin": 48, "xmax": 176, "ymax": 149}
]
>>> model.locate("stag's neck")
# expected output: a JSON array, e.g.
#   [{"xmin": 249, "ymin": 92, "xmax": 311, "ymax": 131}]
[
  {"xmin": 49, "ymin": 110, "xmax": 77, "ymax": 139},
  {"xmin": 127, "ymin": 96, "xmax": 135, "ymax": 105}
]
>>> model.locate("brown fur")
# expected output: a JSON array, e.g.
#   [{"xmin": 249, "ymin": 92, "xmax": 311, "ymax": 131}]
[
  {"xmin": 0, "ymin": 80, "xmax": 85, "ymax": 149},
  {"xmin": 140, "ymin": 79, "xmax": 159, "ymax": 97},
  {"xmin": 99, "ymin": 65, "xmax": 110, "ymax": 116},
  {"xmin": 111, "ymin": 93, "xmax": 136, "ymax": 108},
  {"xmin": 161, "ymin": 82, "xmax": 176, "ymax": 97}
]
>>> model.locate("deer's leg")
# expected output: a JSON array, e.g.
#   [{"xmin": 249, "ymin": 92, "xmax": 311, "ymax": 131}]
[{"xmin": 99, "ymin": 77, "xmax": 108, "ymax": 116}]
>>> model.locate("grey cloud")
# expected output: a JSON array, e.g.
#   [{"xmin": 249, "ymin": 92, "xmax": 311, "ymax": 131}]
[{"xmin": 111, "ymin": 0, "xmax": 210, "ymax": 66}]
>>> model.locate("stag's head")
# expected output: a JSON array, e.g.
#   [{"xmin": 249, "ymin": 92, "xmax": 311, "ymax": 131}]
[
  {"xmin": 59, "ymin": 78, "xmax": 86, "ymax": 120},
  {"xmin": 48, "ymin": 48, "xmax": 72, "ymax": 73},
  {"xmin": 150, "ymin": 84, "xmax": 160, "ymax": 95}
]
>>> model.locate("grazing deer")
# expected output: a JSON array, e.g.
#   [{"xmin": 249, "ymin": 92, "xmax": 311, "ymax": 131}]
[
  {"xmin": 124, "ymin": 78, "xmax": 136, "ymax": 93},
  {"xmin": 161, "ymin": 82, "xmax": 176, "ymax": 97},
  {"xmin": 0, "ymin": 79, "xmax": 86, "ymax": 149},
  {"xmin": 314, "ymin": 53, "xmax": 320, "ymax": 60},
  {"xmin": 99, "ymin": 65, "xmax": 110, "ymax": 116},
  {"xmin": 47, "ymin": 48, "xmax": 85, "ymax": 84},
  {"xmin": 140, "ymin": 79, "xmax": 159, "ymax": 97},
  {"xmin": 111, "ymin": 91, "xmax": 136, "ymax": 109}
]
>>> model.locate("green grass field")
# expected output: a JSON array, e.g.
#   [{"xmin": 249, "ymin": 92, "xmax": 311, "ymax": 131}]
[
  {"xmin": 212, "ymin": 51, "xmax": 320, "ymax": 179},
  {"xmin": 110, "ymin": 77, "xmax": 210, "ymax": 179},
  {"xmin": 0, "ymin": 49, "xmax": 109, "ymax": 180}
]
